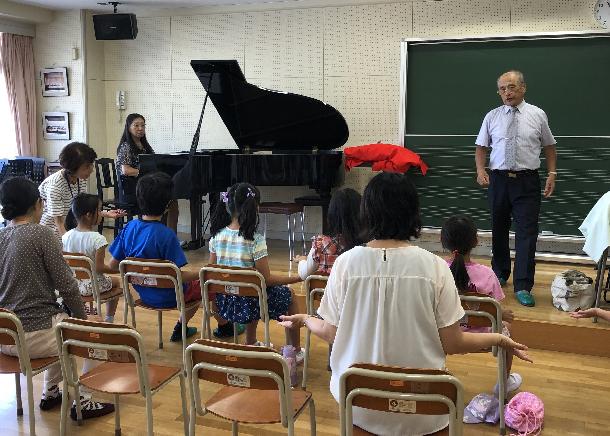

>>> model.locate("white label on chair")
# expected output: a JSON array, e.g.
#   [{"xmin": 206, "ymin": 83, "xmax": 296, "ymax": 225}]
[
  {"xmin": 88, "ymin": 348, "xmax": 108, "ymax": 360},
  {"xmin": 225, "ymin": 285, "xmax": 239, "ymax": 295},
  {"xmin": 388, "ymin": 399, "xmax": 416, "ymax": 414},
  {"xmin": 143, "ymin": 277, "xmax": 157, "ymax": 286},
  {"xmin": 227, "ymin": 373, "xmax": 250, "ymax": 387}
]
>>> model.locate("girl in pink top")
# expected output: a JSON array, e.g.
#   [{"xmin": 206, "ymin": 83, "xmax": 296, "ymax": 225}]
[{"xmin": 441, "ymin": 215, "xmax": 522, "ymax": 395}]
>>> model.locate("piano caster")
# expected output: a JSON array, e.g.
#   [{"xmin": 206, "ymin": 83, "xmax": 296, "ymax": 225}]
[{"xmin": 181, "ymin": 239, "xmax": 204, "ymax": 251}]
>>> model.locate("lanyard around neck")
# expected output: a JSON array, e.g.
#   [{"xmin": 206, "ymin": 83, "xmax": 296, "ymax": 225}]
[{"xmin": 63, "ymin": 170, "xmax": 81, "ymax": 199}]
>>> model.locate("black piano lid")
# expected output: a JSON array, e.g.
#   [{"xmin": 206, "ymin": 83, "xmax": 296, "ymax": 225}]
[{"xmin": 190, "ymin": 60, "xmax": 349, "ymax": 151}]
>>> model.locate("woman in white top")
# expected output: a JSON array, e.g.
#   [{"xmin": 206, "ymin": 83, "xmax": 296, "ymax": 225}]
[
  {"xmin": 38, "ymin": 142, "xmax": 125, "ymax": 238},
  {"xmin": 281, "ymin": 172, "xmax": 532, "ymax": 436}
]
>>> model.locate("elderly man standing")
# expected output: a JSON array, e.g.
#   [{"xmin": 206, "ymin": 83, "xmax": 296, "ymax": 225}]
[{"xmin": 475, "ymin": 70, "xmax": 557, "ymax": 307}]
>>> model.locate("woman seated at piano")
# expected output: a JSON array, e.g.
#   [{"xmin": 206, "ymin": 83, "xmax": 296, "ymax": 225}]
[{"xmin": 116, "ymin": 113, "xmax": 179, "ymax": 233}]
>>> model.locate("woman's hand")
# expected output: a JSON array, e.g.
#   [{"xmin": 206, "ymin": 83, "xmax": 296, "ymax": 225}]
[
  {"xmin": 103, "ymin": 209, "xmax": 127, "ymax": 219},
  {"xmin": 497, "ymin": 335, "xmax": 533, "ymax": 363},
  {"xmin": 278, "ymin": 314, "xmax": 308, "ymax": 329}
]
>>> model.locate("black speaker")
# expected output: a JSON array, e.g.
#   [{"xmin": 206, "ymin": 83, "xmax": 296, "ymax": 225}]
[{"xmin": 93, "ymin": 14, "xmax": 138, "ymax": 40}]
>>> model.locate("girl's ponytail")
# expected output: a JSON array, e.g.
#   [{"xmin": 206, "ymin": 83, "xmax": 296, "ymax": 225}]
[
  {"xmin": 65, "ymin": 209, "xmax": 78, "ymax": 231},
  {"xmin": 440, "ymin": 215, "xmax": 479, "ymax": 294},
  {"xmin": 210, "ymin": 190, "xmax": 232, "ymax": 238},
  {"xmin": 238, "ymin": 192, "xmax": 259, "ymax": 240}
]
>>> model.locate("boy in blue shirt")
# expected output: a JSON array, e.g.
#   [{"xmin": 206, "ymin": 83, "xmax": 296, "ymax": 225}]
[{"xmin": 109, "ymin": 172, "xmax": 239, "ymax": 341}]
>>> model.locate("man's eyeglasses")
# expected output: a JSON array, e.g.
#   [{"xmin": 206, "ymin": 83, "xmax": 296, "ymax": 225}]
[{"xmin": 497, "ymin": 85, "xmax": 521, "ymax": 95}]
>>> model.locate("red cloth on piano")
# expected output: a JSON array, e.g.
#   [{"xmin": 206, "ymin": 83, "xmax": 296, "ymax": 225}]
[{"xmin": 344, "ymin": 143, "xmax": 428, "ymax": 175}]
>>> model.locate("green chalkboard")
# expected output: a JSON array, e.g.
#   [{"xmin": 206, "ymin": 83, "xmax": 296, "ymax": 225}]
[{"xmin": 403, "ymin": 34, "xmax": 610, "ymax": 236}]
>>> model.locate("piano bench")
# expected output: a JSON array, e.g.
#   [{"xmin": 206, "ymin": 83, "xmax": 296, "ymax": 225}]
[
  {"xmin": 259, "ymin": 202, "xmax": 306, "ymax": 261},
  {"xmin": 294, "ymin": 195, "xmax": 332, "ymax": 235}
]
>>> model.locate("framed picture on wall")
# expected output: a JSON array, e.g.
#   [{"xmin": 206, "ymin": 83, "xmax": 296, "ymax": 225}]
[
  {"xmin": 41, "ymin": 67, "xmax": 68, "ymax": 96},
  {"xmin": 42, "ymin": 112, "xmax": 70, "ymax": 140}
]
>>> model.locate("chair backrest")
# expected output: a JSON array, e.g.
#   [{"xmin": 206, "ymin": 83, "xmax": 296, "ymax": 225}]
[
  {"xmin": 13, "ymin": 157, "xmax": 45, "ymax": 185},
  {"xmin": 459, "ymin": 293, "xmax": 502, "ymax": 331},
  {"xmin": 339, "ymin": 363, "xmax": 464, "ymax": 436},
  {"xmin": 304, "ymin": 274, "xmax": 328, "ymax": 314},
  {"xmin": 0, "ymin": 308, "xmax": 22, "ymax": 347},
  {"xmin": 6, "ymin": 159, "xmax": 34, "ymax": 180},
  {"xmin": 63, "ymin": 252, "xmax": 96, "ymax": 281},
  {"xmin": 95, "ymin": 158, "xmax": 119, "ymax": 201},
  {"xmin": 120, "ymin": 257, "xmax": 181, "ymax": 290},
  {"xmin": 200, "ymin": 264, "xmax": 265, "ymax": 298},
  {"xmin": 55, "ymin": 317, "xmax": 151, "ymax": 394}
]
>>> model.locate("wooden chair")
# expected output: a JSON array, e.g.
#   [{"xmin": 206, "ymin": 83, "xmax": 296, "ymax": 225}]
[
  {"xmin": 339, "ymin": 363, "xmax": 464, "ymax": 436},
  {"xmin": 185, "ymin": 338, "xmax": 316, "ymax": 436},
  {"xmin": 0, "ymin": 308, "xmax": 60, "ymax": 436},
  {"xmin": 63, "ymin": 252, "xmax": 123, "ymax": 319},
  {"xmin": 459, "ymin": 293, "xmax": 506, "ymax": 435},
  {"xmin": 199, "ymin": 264, "xmax": 271, "ymax": 347},
  {"xmin": 55, "ymin": 317, "xmax": 188, "ymax": 436},
  {"xmin": 302, "ymin": 274, "xmax": 329, "ymax": 389},
  {"xmin": 119, "ymin": 258, "xmax": 200, "ymax": 352}
]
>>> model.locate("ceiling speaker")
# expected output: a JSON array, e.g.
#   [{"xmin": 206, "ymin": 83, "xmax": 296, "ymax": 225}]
[{"xmin": 93, "ymin": 13, "xmax": 138, "ymax": 40}]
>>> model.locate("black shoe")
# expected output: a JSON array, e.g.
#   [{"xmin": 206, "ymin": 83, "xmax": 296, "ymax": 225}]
[
  {"xmin": 39, "ymin": 392, "xmax": 62, "ymax": 411},
  {"xmin": 70, "ymin": 397, "xmax": 115, "ymax": 421},
  {"xmin": 213, "ymin": 322, "xmax": 245, "ymax": 338}
]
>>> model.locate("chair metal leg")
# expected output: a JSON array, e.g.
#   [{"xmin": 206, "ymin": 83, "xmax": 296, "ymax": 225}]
[
  {"xmin": 26, "ymin": 374, "xmax": 35, "ymax": 436},
  {"xmin": 309, "ymin": 399, "xmax": 317, "ymax": 436},
  {"xmin": 302, "ymin": 329, "xmax": 311, "ymax": 389},
  {"xmin": 180, "ymin": 374, "xmax": 189, "ymax": 436},
  {"xmin": 59, "ymin": 381, "xmax": 69, "ymax": 436},
  {"xmin": 232, "ymin": 421, "xmax": 238, "ymax": 436},
  {"xmin": 74, "ymin": 385, "xmax": 83, "ymax": 425},
  {"xmin": 15, "ymin": 373, "xmax": 23, "ymax": 416},
  {"xmin": 146, "ymin": 393, "xmax": 154, "ymax": 436},
  {"xmin": 114, "ymin": 394, "xmax": 121, "ymax": 436},
  {"xmin": 288, "ymin": 416, "xmax": 295, "ymax": 436},
  {"xmin": 158, "ymin": 311, "xmax": 163, "ymax": 349},
  {"xmin": 188, "ymin": 385, "xmax": 197, "ymax": 436},
  {"xmin": 498, "ymin": 349, "xmax": 506, "ymax": 435}
]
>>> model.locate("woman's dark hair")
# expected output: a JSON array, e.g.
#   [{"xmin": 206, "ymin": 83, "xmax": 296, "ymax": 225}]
[
  {"xmin": 59, "ymin": 142, "xmax": 97, "ymax": 175},
  {"xmin": 65, "ymin": 193, "xmax": 101, "ymax": 231},
  {"xmin": 361, "ymin": 172, "xmax": 421, "ymax": 241},
  {"xmin": 441, "ymin": 215, "xmax": 478, "ymax": 293},
  {"xmin": 327, "ymin": 188, "xmax": 363, "ymax": 250},
  {"xmin": 136, "ymin": 171, "xmax": 173, "ymax": 216},
  {"xmin": 210, "ymin": 183, "xmax": 261, "ymax": 241},
  {"xmin": 117, "ymin": 113, "xmax": 154, "ymax": 158},
  {"xmin": 0, "ymin": 177, "xmax": 40, "ymax": 220}
]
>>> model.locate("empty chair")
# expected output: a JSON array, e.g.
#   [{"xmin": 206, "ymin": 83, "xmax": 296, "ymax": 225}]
[
  {"xmin": 55, "ymin": 317, "xmax": 188, "ymax": 436},
  {"xmin": 94, "ymin": 158, "xmax": 133, "ymax": 237},
  {"xmin": 0, "ymin": 308, "xmax": 60, "ymax": 436},
  {"xmin": 63, "ymin": 252, "xmax": 122, "ymax": 319},
  {"xmin": 339, "ymin": 363, "xmax": 464, "ymax": 436},
  {"xmin": 120, "ymin": 258, "xmax": 200, "ymax": 353},
  {"xmin": 185, "ymin": 338, "xmax": 316, "ymax": 436}
]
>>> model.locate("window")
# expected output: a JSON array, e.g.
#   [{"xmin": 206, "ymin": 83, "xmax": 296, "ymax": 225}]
[{"xmin": 0, "ymin": 50, "xmax": 18, "ymax": 159}]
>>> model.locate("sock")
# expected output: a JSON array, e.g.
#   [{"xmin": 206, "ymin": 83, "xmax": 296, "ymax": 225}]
[{"xmin": 104, "ymin": 315, "xmax": 114, "ymax": 323}]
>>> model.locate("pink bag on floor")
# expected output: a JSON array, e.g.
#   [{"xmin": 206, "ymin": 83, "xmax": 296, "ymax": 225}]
[{"xmin": 504, "ymin": 392, "xmax": 544, "ymax": 436}]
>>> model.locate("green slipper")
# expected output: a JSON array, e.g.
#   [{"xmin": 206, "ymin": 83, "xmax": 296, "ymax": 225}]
[
  {"xmin": 498, "ymin": 277, "xmax": 507, "ymax": 287},
  {"xmin": 515, "ymin": 290, "xmax": 535, "ymax": 307}
]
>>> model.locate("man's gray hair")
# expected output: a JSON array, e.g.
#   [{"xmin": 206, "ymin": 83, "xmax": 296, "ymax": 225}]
[{"xmin": 498, "ymin": 70, "xmax": 526, "ymax": 86}]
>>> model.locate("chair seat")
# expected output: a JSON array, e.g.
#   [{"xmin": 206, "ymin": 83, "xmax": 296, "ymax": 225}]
[
  {"xmin": 259, "ymin": 202, "xmax": 304, "ymax": 215},
  {"xmin": 134, "ymin": 299, "xmax": 200, "ymax": 312},
  {"xmin": 82, "ymin": 287, "xmax": 123, "ymax": 303},
  {"xmin": 353, "ymin": 425, "xmax": 448, "ymax": 436},
  {"xmin": 79, "ymin": 361, "xmax": 181, "ymax": 394},
  {"xmin": 205, "ymin": 386, "xmax": 312, "ymax": 424},
  {"xmin": 0, "ymin": 353, "xmax": 59, "ymax": 374},
  {"xmin": 294, "ymin": 195, "xmax": 330, "ymax": 207}
]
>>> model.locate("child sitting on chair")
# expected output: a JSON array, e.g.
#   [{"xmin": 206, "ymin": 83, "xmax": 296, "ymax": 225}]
[
  {"xmin": 441, "ymin": 215, "xmax": 524, "ymax": 396},
  {"xmin": 209, "ymin": 183, "xmax": 303, "ymax": 356},
  {"xmin": 62, "ymin": 193, "xmax": 120, "ymax": 322},
  {"xmin": 108, "ymin": 172, "xmax": 236, "ymax": 342},
  {"xmin": 295, "ymin": 188, "xmax": 362, "ymax": 280}
]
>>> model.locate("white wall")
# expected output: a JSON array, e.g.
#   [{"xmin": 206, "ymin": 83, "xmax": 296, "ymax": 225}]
[{"xmin": 34, "ymin": 0, "xmax": 604, "ymax": 236}]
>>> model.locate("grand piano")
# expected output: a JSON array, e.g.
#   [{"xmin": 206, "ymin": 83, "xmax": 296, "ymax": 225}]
[{"xmin": 140, "ymin": 60, "xmax": 348, "ymax": 249}]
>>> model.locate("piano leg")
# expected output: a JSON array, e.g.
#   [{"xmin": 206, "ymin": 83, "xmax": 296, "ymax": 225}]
[{"xmin": 183, "ymin": 195, "xmax": 204, "ymax": 251}]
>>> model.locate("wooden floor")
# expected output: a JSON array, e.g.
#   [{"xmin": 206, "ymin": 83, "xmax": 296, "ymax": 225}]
[{"xmin": 2, "ymin": 239, "xmax": 610, "ymax": 435}]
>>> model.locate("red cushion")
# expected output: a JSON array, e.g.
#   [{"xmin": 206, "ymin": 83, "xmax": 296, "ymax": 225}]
[{"xmin": 344, "ymin": 143, "xmax": 428, "ymax": 175}]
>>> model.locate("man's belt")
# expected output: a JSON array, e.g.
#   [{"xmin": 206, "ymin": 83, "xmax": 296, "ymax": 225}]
[{"xmin": 491, "ymin": 169, "xmax": 538, "ymax": 178}]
